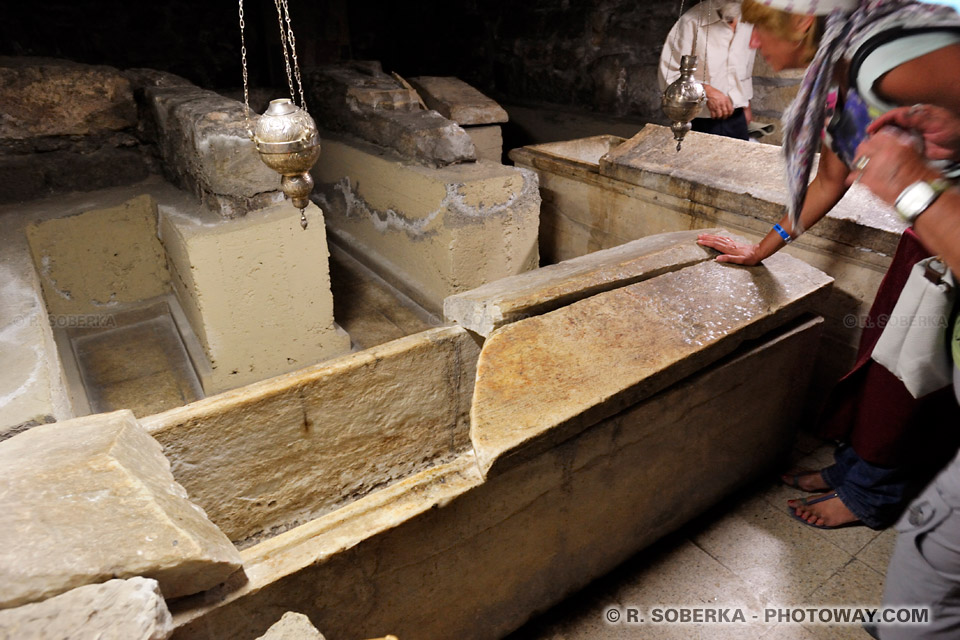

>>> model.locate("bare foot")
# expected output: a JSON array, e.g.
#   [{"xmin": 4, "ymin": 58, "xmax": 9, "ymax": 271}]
[
  {"xmin": 788, "ymin": 492, "xmax": 860, "ymax": 528},
  {"xmin": 781, "ymin": 468, "xmax": 830, "ymax": 492}
]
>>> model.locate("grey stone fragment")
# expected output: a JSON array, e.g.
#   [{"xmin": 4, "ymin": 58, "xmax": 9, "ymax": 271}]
[
  {"xmin": 408, "ymin": 76, "xmax": 508, "ymax": 125},
  {"xmin": 0, "ymin": 57, "xmax": 137, "ymax": 140},
  {"xmin": 256, "ymin": 612, "xmax": 326, "ymax": 640},
  {"xmin": 0, "ymin": 578, "xmax": 173, "ymax": 640},
  {"xmin": 307, "ymin": 62, "xmax": 476, "ymax": 167},
  {"xmin": 444, "ymin": 229, "xmax": 719, "ymax": 336},
  {"xmin": 0, "ymin": 410, "xmax": 242, "ymax": 608},
  {"xmin": 142, "ymin": 84, "xmax": 281, "ymax": 217}
]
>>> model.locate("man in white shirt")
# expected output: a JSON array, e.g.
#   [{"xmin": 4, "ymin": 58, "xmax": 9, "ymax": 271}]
[{"xmin": 658, "ymin": 0, "xmax": 757, "ymax": 140}]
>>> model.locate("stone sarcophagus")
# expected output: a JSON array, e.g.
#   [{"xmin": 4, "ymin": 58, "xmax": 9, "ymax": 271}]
[{"xmin": 1, "ymin": 230, "xmax": 832, "ymax": 640}]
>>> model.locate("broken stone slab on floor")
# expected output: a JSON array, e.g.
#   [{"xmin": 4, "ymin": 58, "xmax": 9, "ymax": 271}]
[
  {"xmin": 255, "ymin": 612, "xmax": 325, "ymax": 640},
  {"xmin": 0, "ymin": 410, "xmax": 242, "ymax": 608},
  {"xmin": 407, "ymin": 76, "xmax": 508, "ymax": 126},
  {"xmin": 141, "ymin": 83, "xmax": 282, "ymax": 217},
  {"xmin": 307, "ymin": 62, "xmax": 476, "ymax": 167},
  {"xmin": 444, "ymin": 228, "xmax": 721, "ymax": 336},
  {"xmin": 470, "ymin": 251, "xmax": 834, "ymax": 475},
  {"xmin": 0, "ymin": 578, "xmax": 173, "ymax": 640}
]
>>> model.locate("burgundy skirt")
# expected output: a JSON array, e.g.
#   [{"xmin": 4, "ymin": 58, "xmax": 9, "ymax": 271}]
[{"xmin": 818, "ymin": 228, "xmax": 960, "ymax": 467}]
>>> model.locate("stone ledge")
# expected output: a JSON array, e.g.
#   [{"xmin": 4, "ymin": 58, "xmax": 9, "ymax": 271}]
[
  {"xmin": 444, "ymin": 228, "xmax": 720, "ymax": 336},
  {"xmin": 600, "ymin": 125, "xmax": 905, "ymax": 256}
]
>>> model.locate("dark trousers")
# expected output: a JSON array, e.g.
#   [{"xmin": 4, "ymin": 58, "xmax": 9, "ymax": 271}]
[{"xmin": 691, "ymin": 108, "xmax": 749, "ymax": 141}]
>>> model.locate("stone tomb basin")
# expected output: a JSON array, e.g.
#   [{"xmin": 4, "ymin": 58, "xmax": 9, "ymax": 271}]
[{"xmin": 132, "ymin": 230, "xmax": 830, "ymax": 639}]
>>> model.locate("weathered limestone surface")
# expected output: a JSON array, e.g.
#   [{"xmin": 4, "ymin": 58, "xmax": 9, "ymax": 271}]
[
  {"xmin": 0, "ymin": 57, "xmax": 136, "ymax": 139},
  {"xmin": 464, "ymin": 125, "xmax": 503, "ymax": 163},
  {"xmin": 25, "ymin": 195, "xmax": 171, "ymax": 316},
  {"xmin": 511, "ymin": 128, "xmax": 897, "ymax": 387},
  {"xmin": 444, "ymin": 228, "xmax": 718, "ymax": 336},
  {"xmin": 0, "ymin": 578, "xmax": 173, "ymax": 640},
  {"xmin": 159, "ymin": 201, "xmax": 350, "ymax": 394},
  {"xmin": 314, "ymin": 135, "xmax": 540, "ymax": 313},
  {"xmin": 471, "ymin": 253, "xmax": 833, "ymax": 475},
  {"xmin": 408, "ymin": 76, "xmax": 509, "ymax": 126},
  {"xmin": 307, "ymin": 62, "xmax": 476, "ymax": 167},
  {"xmin": 143, "ymin": 84, "xmax": 282, "ymax": 217},
  {"xmin": 255, "ymin": 612, "xmax": 325, "ymax": 640},
  {"xmin": 142, "ymin": 326, "xmax": 479, "ymax": 547},
  {"xmin": 167, "ymin": 318, "xmax": 823, "ymax": 640},
  {"xmin": 600, "ymin": 125, "xmax": 904, "ymax": 256},
  {"xmin": 0, "ymin": 410, "xmax": 241, "ymax": 608}
]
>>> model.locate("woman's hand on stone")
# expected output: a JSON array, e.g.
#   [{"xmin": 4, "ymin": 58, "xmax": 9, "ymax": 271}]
[{"xmin": 697, "ymin": 234, "xmax": 762, "ymax": 265}]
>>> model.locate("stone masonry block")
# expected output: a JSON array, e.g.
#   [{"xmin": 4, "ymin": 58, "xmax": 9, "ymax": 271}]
[
  {"xmin": 0, "ymin": 578, "xmax": 173, "ymax": 640},
  {"xmin": 307, "ymin": 63, "xmax": 476, "ymax": 167},
  {"xmin": 0, "ymin": 410, "xmax": 242, "ymax": 608},
  {"xmin": 159, "ymin": 201, "xmax": 350, "ymax": 395},
  {"xmin": 408, "ymin": 76, "xmax": 509, "ymax": 126},
  {"xmin": 313, "ymin": 136, "xmax": 540, "ymax": 313},
  {"xmin": 143, "ymin": 84, "xmax": 282, "ymax": 217}
]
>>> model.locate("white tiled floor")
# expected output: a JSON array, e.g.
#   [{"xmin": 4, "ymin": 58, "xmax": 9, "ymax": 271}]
[{"xmin": 509, "ymin": 434, "xmax": 890, "ymax": 639}]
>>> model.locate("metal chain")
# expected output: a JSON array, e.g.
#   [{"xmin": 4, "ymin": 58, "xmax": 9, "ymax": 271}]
[
  {"xmin": 273, "ymin": 0, "xmax": 297, "ymax": 104},
  {"xmin": 281, "ymin": 0, "xmax": 308, "ymax": 113},
  {"xmin": 702, "ymin": 0, "xmax": 712, "ymax": 82},
  {"xmin": 238, "ymin": 0, "xmax": 253, "ymax": 137},
  {"xmin": 673, "ymin": 0, "xmax": 688, "ymax": 56}
]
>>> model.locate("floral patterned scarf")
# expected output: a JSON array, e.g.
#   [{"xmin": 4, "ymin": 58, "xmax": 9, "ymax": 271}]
[{"xmin": 782, "ymin": 0, "xmax": 960, "ymax": 234}]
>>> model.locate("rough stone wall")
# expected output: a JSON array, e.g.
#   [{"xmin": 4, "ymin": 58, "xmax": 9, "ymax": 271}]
[{"xmin": 0, "ymin": 58, "xmax": 156, "ymax": 203}]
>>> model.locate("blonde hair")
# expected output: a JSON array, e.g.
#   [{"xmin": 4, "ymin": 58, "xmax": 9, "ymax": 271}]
[{"xmin": 742, "ymin": 0, "xmax": 825, "ymax": 65}]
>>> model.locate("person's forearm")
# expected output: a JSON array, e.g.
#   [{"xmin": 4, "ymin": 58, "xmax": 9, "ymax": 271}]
[
  {"xmin": 912, "ymin": 188, "xmax": 960, "ymax": 276},
  {"xmin": 755, "ymin": 170, "xmax": 849, "ymax": 261}
]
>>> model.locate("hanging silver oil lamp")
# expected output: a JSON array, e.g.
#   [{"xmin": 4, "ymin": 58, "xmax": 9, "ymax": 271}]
[
  {"xmin": 661, "ymin": 55, "xmax": 706, "ymax": 152},
  {"xmin": 239, "ymin": 0, "xmax": 319, "ymax": 229},
  {"xmin": 253, "ymin": 98, "xmax": 321, "ymax": 228}
]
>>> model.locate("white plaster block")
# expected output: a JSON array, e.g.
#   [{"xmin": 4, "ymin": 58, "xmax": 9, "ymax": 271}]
[{"xmin": 160, "ymin": 202, "xmax": 350, "ymax": 394}]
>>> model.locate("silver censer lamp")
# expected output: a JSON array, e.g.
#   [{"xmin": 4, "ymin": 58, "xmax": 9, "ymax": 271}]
[
  {"xmin": 253, "ymin": 98, "xmax": 321, "ymax": 229},
  {"xmin": 661, "ymin": 55, "xmax": 706, "ymax": 152}
]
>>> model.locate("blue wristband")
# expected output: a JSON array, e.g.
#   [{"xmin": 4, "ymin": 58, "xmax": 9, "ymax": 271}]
[{"xmin": 773, "ymin": 224, "xmax": 792, "ymax": 244}]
